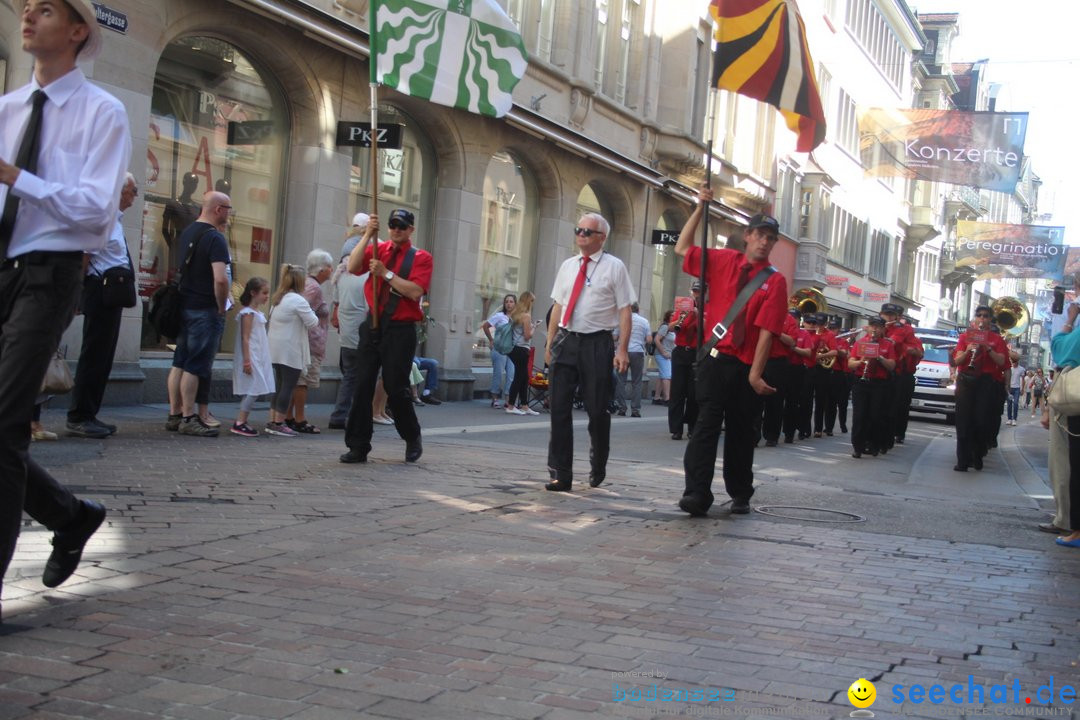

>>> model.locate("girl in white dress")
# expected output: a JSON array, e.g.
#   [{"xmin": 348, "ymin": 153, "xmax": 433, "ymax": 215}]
[{"xmin": 231, "ymin": 277, "xmax": 275, "ymax": 436}]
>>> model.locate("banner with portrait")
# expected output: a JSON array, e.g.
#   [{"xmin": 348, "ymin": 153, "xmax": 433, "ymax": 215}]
[
  {"xmin": 955, "ymin": 221, "xmax": 1066, "ymax": 280},
  {"xmin": 858, "ymin": 109, "xmax": 1028, "ymax": 192}
]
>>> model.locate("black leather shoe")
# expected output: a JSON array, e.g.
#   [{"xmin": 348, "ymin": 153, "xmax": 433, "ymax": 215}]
[
  {"xmin": 588, "ymin": 474, "xmax": 605, "ymax": 488},
  {"xmin": 327, "ymin": 421, "xmax": 346, "ymax": 430},
  {"xmin": 678, "ymin": 496, "xmax": 708, "ymax": 517},
  {"xmin": 339, "ymin": 449, "xmax": 368, "ymax": 463},
  {"xmin": 671, "ymin": 431, "xmax": 682, "ymax": 440},
  {"xmin": 953, "ymin": 464, "xmax": 968, "ymax": 472},
  {"xmin": 825, "ymin": 431, "xmax": 833, "ymax": 437},
  {"xmin": 545, "ymin": 481, "xmax": 572, "ymax": 492},
  {"xmin": 852, "ymin": 450, "xmax": 862, "ymax": 458},
  {"xmin": 868, "ymin": 449, "xmax": 879, "ymax": 457},
  {"xmin": 405, "ymin": 437, "xmax": 423, "ymax": 462},
  {"xmin": 615, "ymin": 409, "xmax": 626, "ymax": 417},
  {"xmin": 784, "ymin": 436, "xmax": 794, "ymax": 444},
  {"xmin": 730, "ymin": 498, "xmax": 751, "ymax": 514},
  {"xmin": 895, "ymin": 438, "xmax": 905, "ymax": 445},
  {"xmin": 973, "ymin": 456, "xmax": 983, "ymax": 470},
  {"xmin": 420, "ymin": 394, "xmax": 442, "ymax": 405},
  {"xmin": 42, "ymin": 500, "xmax": 106, "ymax": 588},
  {"xmin": 764, "ymin": 439, "xmax": 777, "ymax": 447}
]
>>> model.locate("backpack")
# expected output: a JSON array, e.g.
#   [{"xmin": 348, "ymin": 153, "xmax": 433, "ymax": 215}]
[{"xmin": 493, "ymin": 320, "xmax": 515, "ymax": 354}]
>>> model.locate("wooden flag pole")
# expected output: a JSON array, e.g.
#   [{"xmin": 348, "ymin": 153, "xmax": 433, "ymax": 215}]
[
  {"xmin": 698, "ymin": 86, "xmax": 719, "ymax": 350},
  {"xmin": 368, "ymin": 0, "xmax": 382, "ymax": 328}
]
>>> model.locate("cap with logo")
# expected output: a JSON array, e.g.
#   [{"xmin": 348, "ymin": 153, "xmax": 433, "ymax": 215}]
[
  {"xmin": 388, "ymin": 209, "xmax": 415, "ymax": 227},
  {"xmin": 880, "ymin": 303, "xmax": 903, "ymax": 315},
  {"xmin": 66, "ymin": 0, "xmax": 104, "ymax": 61},
  {"xmin": 747, "ymin": 213, "xmax": 780, "ymax": 234}
]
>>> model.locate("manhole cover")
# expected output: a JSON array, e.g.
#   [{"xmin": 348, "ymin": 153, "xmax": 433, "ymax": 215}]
[{"xmin": 754, "ymin": 505, "xmax": 866, "ymax": 523}]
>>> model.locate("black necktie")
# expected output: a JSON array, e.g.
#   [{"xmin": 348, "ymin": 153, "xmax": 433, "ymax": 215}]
[
  {"xmin": 0, "ymin": 90, "xmax": 48, "ymax": 257},
  {"xmin": 729, "ymin": 263, "xmax": 752, "ymax": 346}
]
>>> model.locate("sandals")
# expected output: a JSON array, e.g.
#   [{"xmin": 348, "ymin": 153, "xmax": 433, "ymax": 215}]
[{"xmin": 286, "ymin": 419, "xmax": 321, "ymax": 434}]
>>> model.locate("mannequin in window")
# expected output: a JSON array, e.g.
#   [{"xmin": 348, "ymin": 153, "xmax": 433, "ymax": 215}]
[{"xmin": 162, "ymin": 172, "xmax": 201, "ymax": 277}]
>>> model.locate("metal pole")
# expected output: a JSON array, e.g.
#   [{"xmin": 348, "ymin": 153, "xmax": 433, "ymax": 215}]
[
  {"xmin": 698, "ymin": 87, "xmax": 719, "ymax": 349},
  {"xmin": 368, "ymin": 0, "xmax": 382, "ymax": 328}
]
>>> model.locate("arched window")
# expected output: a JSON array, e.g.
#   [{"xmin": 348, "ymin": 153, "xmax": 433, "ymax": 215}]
[
  {"xmin": 348, "ymin": 105, "xmax": 434, "ymax": 247},
  {"xmin": 142, "ymin": 36, "xmax": 288, "ymax": 351},
  {"xmin": 473, "ymin": 151, "xmax": 537, "ymax": 364}
]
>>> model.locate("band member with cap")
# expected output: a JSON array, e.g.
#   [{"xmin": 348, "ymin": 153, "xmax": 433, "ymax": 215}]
[
  {"xmin": 760, "ymin": 303, "xmax": 801, "ymax": 447},
  {"xmin": 829, "ymin": 318, "xmax": 852, "ymax": 434},
  {"xmin": 668, "ymin": 280, "xmax": 701, "ymax": 440},
  {"xmin": 340, "ymin": 209, "xmax": 432, "ymax": 465},
  {"xmin": 795, "ymin": 313, "xmax": 821, "ymax": 439},
  {"xmin": 952, "ymin": 304, "xmax": 1007, "ymax": 471},
  {"xmin": 881, "ymin": 302, "xmax": 922, "ymax": 447},
  {"xmin": 812, "ymin": 312, "xmax": 839, "ymax": 437},
  {"xmin": 544, "ymin": 212, "xmax": 635, "ymax": 492},
  {"xmin": 782, "ymin": 309, "xmax": 814, "ymax": 443},
  {"xmin": 848, "ymin": 317, "xmax": 896, "ymax": 458},
  {"xmin": 0, "ymin": 0, "xmax": 131, "ymax": 607},
  {"xmin": 674, "ymin": 187, "xmax": 788, "ymax": 517}
]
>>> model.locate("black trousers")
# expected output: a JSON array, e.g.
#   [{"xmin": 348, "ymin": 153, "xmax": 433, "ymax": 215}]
[
  {"xmin": 668, "ymin": 346, "xmax": 697, "ymax": 435},
  {"xmin": 67, "ymin": 275, "xmax": 124, "ymax": 423},
  {"xmin": 683, "ymin": 353, "xmax": 763, "ymax": 510},
  {"xmin": 1067, "ymin": 415, "xmax": 1080, "ymax": 531},
  {"xmin": 507, "ymin": 345, "xmax": 530, "ymax": 408},
  {"xmin": 811, "ymin": 366, "xmax": 833, "ymax": 432},
  {"xmin": 760, "ymin": 358, "xmax": 789, "ymax": 442},
  {"xmin": 797, "ymin": 365, "xmax": 815, "ymax": 436},
  {"xmin": 547, "ymin": 330, "xmax": 614, "ymax": 485},
  {"xmin": 0, "ymin": 252, "xmax": 85, "ymax": 592},
  {"xmin": 782, "ymin": 364, "xmax": 805, "ymax": 441},
  {"xmin": 892, "ymin": 373, "xmax": 916, "ymax": 442},
  {"xmin": 986, "ymin": 380, "xmax": 1007, "ymax": 447},
  {"xmin": 836, "ymin": 372, "xmax": 852, "ymax": 431},
  {"xmin": 344, "ymin": 319, "xmax": 420, "ymax": 454},
  {"xmin": 851, "ymin": 378, "xmax": 890, "ymax": 453},
  {"xmin": 954, "ymin": 373, "xmax": 997, "ymax": 467}
]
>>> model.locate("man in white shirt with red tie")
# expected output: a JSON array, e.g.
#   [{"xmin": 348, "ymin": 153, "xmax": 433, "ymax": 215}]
[
  {"xmin": 544, "ymin": 213, "xmax": 635, "ymax": 492},
  {"xmin": 0, "ymin": 0, "xmax": 131, "ymax": 614}
]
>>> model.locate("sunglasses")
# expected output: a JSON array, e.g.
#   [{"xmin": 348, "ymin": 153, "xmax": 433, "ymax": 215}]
[
  {"xmin": 388, "ymin": 220, "xmax": 410, "ymax": 230},
  {"xmin": 975, "ymin": 313, "xmax": 992, "ymax": 318},
  {"xmin": 574, "ymin": 227, "xmax": 605, "ymax": 238}
]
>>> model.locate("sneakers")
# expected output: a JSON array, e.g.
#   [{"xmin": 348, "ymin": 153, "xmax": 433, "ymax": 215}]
[
  {"xmin": 203, "ymin": 414, "xmax": 222, "ymax": 428},
  {"xmin": 505, "ymin": 406, "xmax": 526, "ymax": 415},
  {"xmin": 373, "ymin": 415, "xmax": 395, "ymax": 425},
  {"xmin": 179, "ymin": 416, "xmax": 219, "ymax": 437},
  {"xmin": 165, "ymin": 413, "xmax": 182, "ymax": 431},
  {"xmin": 230, "ymin": 422, "xmax": 259, "ymax": 437},
  {"xmin": 491, "ymin": 398, "xmax": 503, "ymax": 408},
  {"xmin": 522, "ymin": 406, "xmax": 540, "ymax": 416},
  {"xmin": 265, "ymin": 421, "xmax": 298, "ymax": 437},
  {"xmin": 66, "ymin": 420, "xmax": 110, "ymax": 439}
]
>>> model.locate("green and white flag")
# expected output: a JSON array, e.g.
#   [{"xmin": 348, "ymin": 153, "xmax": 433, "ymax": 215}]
[{"xmin": 372, "ymin": 0, "xmax": 528, "ymax": 118}]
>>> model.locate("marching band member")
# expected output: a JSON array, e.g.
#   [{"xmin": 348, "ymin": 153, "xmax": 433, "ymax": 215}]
[
  {"xmin": 881, "ymin": 303, "xmax": 922, "ymax": 447},
  {"xmin": 760, "ymin": 305, "xmax": 801, "ymax": 447},
  {"xmin": 848, "ymin": 317, "xmax": 896, "ymax": 458},
  {"xmin": 796, "ymin": 313, "xmax": 820, "ymax": 440},
  {"xmin": 812, "ymin": 312, "xmax": 838, "ymax": 437},
  {"xmin": 952, "ymin": 305, "xmax": 1008, "ymax": 471},
  {"xmin": 830, "ymin": 318, "xmax": 852, "ymax": 434},
  {"xmin": 782, "ymin": 309, "xmax": 813, "ymax": 443}
]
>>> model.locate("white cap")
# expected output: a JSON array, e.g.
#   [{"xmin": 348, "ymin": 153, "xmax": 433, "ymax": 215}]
[{"xmin": 352, "ymin": 212, "xmax": 370, "ymax": 227}]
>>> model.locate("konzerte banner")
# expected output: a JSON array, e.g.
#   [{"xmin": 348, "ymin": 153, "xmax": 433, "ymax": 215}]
[
  {"xmin": 955, "ymin": 221, "xmax": 1066, "ymax": 280},
  {"xmin": 858, "ymin": 109, "xmax": 1028, "ymax": 192}
]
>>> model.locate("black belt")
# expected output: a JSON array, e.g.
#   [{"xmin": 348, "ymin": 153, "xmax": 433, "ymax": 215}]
[
  {"xmin": 707, "ymin": 350, "xmax": 742, "ymax": 364},
  {"xmin": 0, "ymin": 250, "xmax": 82, "ymax": 270},
  {"xmin": 562, "ymin": 329, "xmax": 610, "ymax": 338}
]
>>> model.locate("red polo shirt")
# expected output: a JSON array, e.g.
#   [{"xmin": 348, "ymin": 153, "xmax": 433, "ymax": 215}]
[
  {"xmin": 353, "ymin": 239, "xmax": 433, "ymax": 322},
  {"xmin": 956, "ymin": 330, "xmax": 1008, "ymax": 377},
  {"xmin": 797, "ymin": 328, "xmax": 819, "ymax": 368},
  {"xmin": 673, "ymin": 308, "xmax": 700, "ymax": 349},
  {"xmin": 683, "ymin": 247, "xmax": 788, "ymax": 365},
  {"xmin": 771, "ymin": 313, "xmax": 800, "ymax": 360},
  {"xmin": 885, "ymin": 322, "xmax": 921, "ymax": 375},
  {"xmin": 852, "ymin": 337, "xmax": 896, "ymax": 380},
  {"xmin": 834, "ymin": 336, "xmax": 850, "ymax": 373}
]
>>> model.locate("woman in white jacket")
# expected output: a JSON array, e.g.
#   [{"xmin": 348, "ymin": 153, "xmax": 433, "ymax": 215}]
[{"xmin": 266, "ymin": 264, "xmax": 319, "ymax": 436}]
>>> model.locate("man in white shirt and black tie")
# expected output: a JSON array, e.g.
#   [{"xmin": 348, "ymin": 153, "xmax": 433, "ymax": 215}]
[
  {"xmin": 0, "ymin": 0, "xmax": 131, "ymax": 615},
  {"xmin": 544, "ymin": 213, "xmax": 635, "ymax": 492}
]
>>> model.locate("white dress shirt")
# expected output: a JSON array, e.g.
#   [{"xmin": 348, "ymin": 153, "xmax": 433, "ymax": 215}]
[
  {"xmin": 88, "ymin": 213, "xmax": 129, "ymax": 276},
  {"xmin": 0, "ymin": 68, "xmax": 131, "ymax": 257},
  {"xmin": 550, "ymin": 249, "xmax": 636, "ymax": 333}
]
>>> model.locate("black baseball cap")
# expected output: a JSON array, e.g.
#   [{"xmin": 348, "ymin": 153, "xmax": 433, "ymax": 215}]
[
  {"xmin": 868, "ymin": 316, "xmax": 885, "ymax": 326},
  {"xmin": 802, "ymin": 313, "xmax": 818, "ymax": 323},
  {"xmin": 388, "ymin": 209, "xmax": 415, "ymax": 227},
  {"xmin": 748, "ymin": 214, "xmax": 780, "ymax": 234},
  {"xmin": 880, "ymin": 303, "xmax": 903, "ymax": 315}
]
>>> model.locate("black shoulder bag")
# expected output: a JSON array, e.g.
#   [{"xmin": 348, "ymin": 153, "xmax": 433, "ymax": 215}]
[
  {"xmin": 101, "ymin": 247, "xmax": 138, "ymax": 309},
  {"xmin": 378, "ymin": 246, "xmax": 418, "ymax": 326},
  {"xmin": 148, "ymin": 228, "xmax": 211, "ymax": 339}
]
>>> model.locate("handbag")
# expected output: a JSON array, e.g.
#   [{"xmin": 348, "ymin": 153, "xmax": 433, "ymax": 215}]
[
  {"xmin": 40, "ymin": 348, "xmax": 74, "ymax": 395},
  {"xmin": 101, "ymin": 250, "xmax": 137, "ymax": 309},
  {"xmin": 1048, "ymin": 365, "xmax": 1080, "ymax": 416},
  {"xmin": 148, "ymin": 228, "xmax": 210, "ymax": 339}
]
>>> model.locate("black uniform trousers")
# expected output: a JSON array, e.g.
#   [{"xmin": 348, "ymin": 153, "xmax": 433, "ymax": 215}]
[
  {"xmin": 760, "ymin": 357, "xmax": 789, "ymax": 443},
  {"xmin": 986, "ymin": 380, "xmax": 1007, "ymax": 448},
  {"xmin": 811, "ymin": 365, "xmax": 834, "ymax": 433},
  {"xmin": 797, "ymin": 365, "xmax": 815, "ymax": 437},
  {"xmin": 835, "ymin": 371, "xmax": 852, "ymax": 432},
  {"xmin": 683, "ymin": 353, "xmax": 763, "ymax": 511},
  {"xmin": 668, "ymin": 346, "xmax": 698, "ymax": 435},
  {"xmin": 892, "ymin": 372, "xmax": 916, "ymax": 443},
  {"xmin": 67, "ymin": 274, "xmax": 124, "ymax": 423},
  {"xmin": 782, "ymin": 363, "xmax": 805, "ymax": 441},
  {"xmin": 0, "ymin": 252, "xmax": 85, "ymax": 592},
  {"xmin": 954, "ymin": 372, "xmax": 997, "ymax": 468},
  {"xmin": 851, "ymin": 377, "xmax": 891, "ymax": 454},
  {"xmin": 344, "ymin": 319, "xmax": 420, "ymax": 454},
  {"xmin": 547, "ymin": 329, "xmax": 614, "ymax": 485},
  {"xmin": 1066, "ymin": 415, "xmax": 1080, "ymax": 531}
]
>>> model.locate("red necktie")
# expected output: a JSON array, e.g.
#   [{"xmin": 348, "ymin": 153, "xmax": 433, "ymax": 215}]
[
  {"xmin": 560, "ymin": 255, "xmax": 590, "ymax": 327},
  {"xmin": 729, "ymin": 263, "xmax": 752, "ymax": 346}
]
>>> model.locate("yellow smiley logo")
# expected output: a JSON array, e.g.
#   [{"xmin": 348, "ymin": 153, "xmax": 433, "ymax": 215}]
[{"xmin": 848, "ymin": 678, "xmax": 876, "ymax": 708}]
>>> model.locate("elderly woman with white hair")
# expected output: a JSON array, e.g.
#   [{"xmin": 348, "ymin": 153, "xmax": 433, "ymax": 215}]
[{"xmin": 284, "ymin": 248, "xmax": 335, "ymax": 433}]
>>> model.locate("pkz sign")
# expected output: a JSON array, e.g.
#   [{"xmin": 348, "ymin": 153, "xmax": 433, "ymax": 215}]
[
  {"xmin": 227, "ymin": 121, "xmax": 275, "ymax": 146},
  {"xmin": 651, "ymin": 230, "xmax": 679, "ymax": 246},
  {"xmin": 336, "ymin": 122, "xmax": 405, "ymax": 149},
  {"xmin": 92, "ymin": 2, "xmax": 128, "ymax": 34}
]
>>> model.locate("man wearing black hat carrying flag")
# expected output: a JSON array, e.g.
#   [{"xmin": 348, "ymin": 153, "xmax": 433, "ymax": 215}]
[
  {"xmin": 674, "ymin": 188, "xmax": 788, "ymax": 517},
  {"xmin": 341, "ymin": 209, "xmax": 433, "ymax": 465}
]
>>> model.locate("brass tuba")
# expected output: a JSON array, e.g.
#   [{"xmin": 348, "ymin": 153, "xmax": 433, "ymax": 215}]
[
  {"xmin": 991, "ymin": 297, "xmax": 1029, "ymax": 338},
  {"xmin": 790, "ymin": 287, "xmax": 827, "ymax": 316}
]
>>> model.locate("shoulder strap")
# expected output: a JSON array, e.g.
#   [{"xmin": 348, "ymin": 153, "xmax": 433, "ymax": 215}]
[
  {"xmin": 700, "ymin": 266, "xmax": 777, "ymax": 361},
  {"xmin": 380, "ymin": 246, "xmax": 418, "ymax": 326},
  {"xmin": 175, "ymin": 226, "xmax": 214, "ymax": 288}
]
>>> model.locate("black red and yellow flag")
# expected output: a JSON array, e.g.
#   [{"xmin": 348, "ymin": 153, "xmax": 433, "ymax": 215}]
[{"xmin": 709, "ymin": 0, "xmax": 826, "ymax": 152}]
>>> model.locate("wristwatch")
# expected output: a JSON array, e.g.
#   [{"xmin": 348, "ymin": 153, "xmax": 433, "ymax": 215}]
[{"xmin": 384, "ymin": 270, "xmax": 395, "ymax": 282}]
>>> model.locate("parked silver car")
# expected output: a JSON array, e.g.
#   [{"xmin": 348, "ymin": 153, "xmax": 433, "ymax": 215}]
[{"xmin": 910, "ymin": 336, "xmax": 957, "ymax": 424}]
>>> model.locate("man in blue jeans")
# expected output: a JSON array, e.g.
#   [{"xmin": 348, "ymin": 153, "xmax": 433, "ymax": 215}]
[
  {"xmin": 413, "ymin": 356, "xmax": 442, "ymax": 404},
  {"xmin": 165, "ymin": 192, "xmax": 232, "ymax": 437}
]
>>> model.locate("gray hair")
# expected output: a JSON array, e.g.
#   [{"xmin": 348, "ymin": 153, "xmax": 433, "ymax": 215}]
[
  {"xmin": 306, "ymin": 249, "xmax": 334, "ymax": 275},
  {"xmin": 580, "ymin": 212, "xmax": 610, "ymax": 236}
]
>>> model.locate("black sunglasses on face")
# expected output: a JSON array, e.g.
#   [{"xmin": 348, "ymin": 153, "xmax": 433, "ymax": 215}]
[
  {"xmin": 388, "ymin": 220, "xmax": 410, "ymax": 230},
  {"xmin": 574, "ymin": 227, "xmax": 604, "ymax": 237},
  {"xmin": 975, "ymin": 313, "xmax": 992, "ymax": 318}
]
